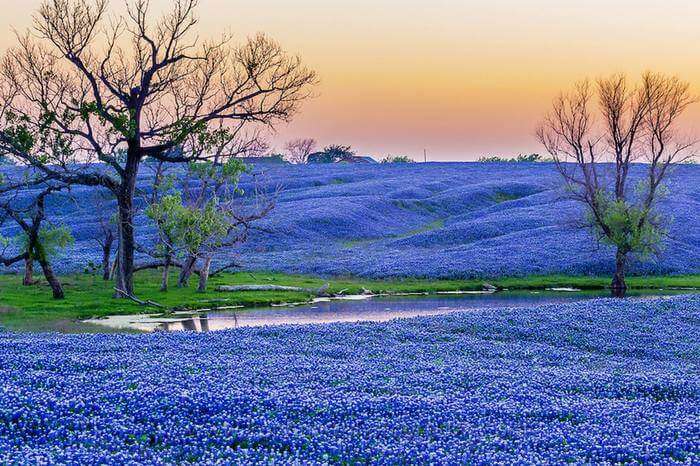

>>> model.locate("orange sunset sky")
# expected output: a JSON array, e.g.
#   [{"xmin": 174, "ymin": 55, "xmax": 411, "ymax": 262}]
[{"xmin": 2, "ymin": 0, "xmax": 700, "ymax": 160}]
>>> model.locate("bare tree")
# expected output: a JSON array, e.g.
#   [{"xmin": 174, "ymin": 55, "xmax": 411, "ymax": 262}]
[
  {"xmin": 91, "ymin": 191, "xmax": 118, "ymax": 281},
  {"xmin": 537, "ymin": 72, "xmax": 696, "ymax": 296},
  {"xmin": 0, "ymin": 0, "xmax": 316, "ymax": 297},
  {"xmin": 284, "ymin": 138, "xmax": 317, "ymax": 164}
]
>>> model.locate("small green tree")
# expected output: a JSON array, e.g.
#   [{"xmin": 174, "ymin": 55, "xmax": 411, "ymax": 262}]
[
  {"xmin": 0, "ymin": 184, "xmax": 72, "ymax": 299},
  {"xmin": 145, "ymin": 157, "xmax": 274, "ymax": 292},
  {"xmin": 19, "ymin": 225, "xmax": 73, "ymax": 285},
  {"xmin": 145, "ymin": 191, "xmax": 188, "ymax": 291}
]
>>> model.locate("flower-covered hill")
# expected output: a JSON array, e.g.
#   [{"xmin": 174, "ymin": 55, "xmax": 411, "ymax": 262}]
[
  {"xmin": 1, "ymin": 295, "xmax": 699, "ymax": 464},
  {"xmin": 2, "ymin": 162, "xmax": 699, "ymax": 278}
]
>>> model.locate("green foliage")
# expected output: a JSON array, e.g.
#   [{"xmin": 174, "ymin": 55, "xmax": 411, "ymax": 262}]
[
  {"xmin": 170, "ymin": 118, "xmax": 208, "ymax": 145},
  {"xmin": 3, "ymin": 111, "xmax": 35, "ymax": 154},
  {"xmin": 16, "ymin": 226, "xmax": 74, "ymax": 261},
  {"xmin": 38, "ymin": 226, "xmax": 74, "ymax": 259},
  {"xmin": 111, "ymin": 110, "xmax": 137, "ymax": 139},
  {"xmin": 147, "ymin": 159, "xmax": 249, "ymax": 259},
  {"xmin": 113, "ymin": 148, "xmax": 128, "ymax": 163},
  {"xmin": 78, "ymin": 101, "xmax": 99, "ymax": 122},
  {"xmin": 178, "ymin": 200, "xmax": 230, "ymax": 254},
  {"xmin": 381, "ymin": 155, "xmax": 414, "ymax": 164},
  {"xmin": 188, "ymin": 158, "xmax": 248, "ymax": 187},
  {"xmin": 591, "ymin": 193, "xmax": 665, "ymax": 259},
  {"xmin": 3, "ymin": 108, "xmax": 75, "ymax": 163},
  {"xmin": 145, "ymin": 193, "xmax": 188, "ymax": 256}
]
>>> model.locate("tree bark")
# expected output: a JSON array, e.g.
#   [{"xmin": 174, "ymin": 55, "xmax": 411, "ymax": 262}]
[
  {"xmin": 34, "ymin": 245, "xmax": 64, "ymax": 299},
  {"xmin": 101, "ymin": 230, "xmax": 114, "ymax": 281},
  {"xmin": 114, "ymin": 151, "xmax": 140, "ymax": 298},
  {"xmin": 161, "ymin": 255, "xmax": 171, "ymax": 292},
  {"xmin": 197, "ymin": 256, "xmax": 212, "ymax": 292},
  {"xmin": 611, "ymin": 249, "xmax": 627, "ymax": 298},
  {"xmin": 110, "ymin": 250, "xmax": 119, "ymax": 281},
  {"xmin": 178, "ymin": 255, "xmax": 197, "ymax": 288},
  {"xmin": 23, "ymin": 256, "xmax": 34, "ymax": 286}
]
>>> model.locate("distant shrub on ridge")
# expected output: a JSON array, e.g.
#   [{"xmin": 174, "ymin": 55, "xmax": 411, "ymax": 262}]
[{"xmin": 381, "ymin": 155, "xmax": 414, "ymax": 164}]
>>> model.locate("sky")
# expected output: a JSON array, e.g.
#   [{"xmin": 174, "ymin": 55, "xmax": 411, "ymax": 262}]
[{"xmin": 2, "ymin": 0, "xmax": 700, "ymax": 161}]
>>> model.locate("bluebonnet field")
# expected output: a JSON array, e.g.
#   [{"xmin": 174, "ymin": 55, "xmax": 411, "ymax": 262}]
[
  {"xmin": 1, "ymin": 295, "xmax": 698, "ymax": 464},
  {"xmin": 1, "ymin": 162, "xmax": 699, "ymax": 278}
]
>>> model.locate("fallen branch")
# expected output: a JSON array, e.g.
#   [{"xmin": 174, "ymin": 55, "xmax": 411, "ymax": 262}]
[
  {"xmin": 216, "ymin": 283, "xmax": 330, "ymax": 296},
  {"xmin": 114, "ymin": 288, "xmax": 166, "ymax": 309}
]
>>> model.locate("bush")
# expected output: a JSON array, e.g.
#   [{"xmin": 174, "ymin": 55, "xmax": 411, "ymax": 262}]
[
  {"xmin": 308, "ymin": 145, "xmax": 355, "ymax": 163},
  {"xmin": 381, "ymin": 155, "xmax": 414, "ymax": 164}
]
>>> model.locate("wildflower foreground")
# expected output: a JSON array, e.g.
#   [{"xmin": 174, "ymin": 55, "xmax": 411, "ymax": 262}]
[{"xmin": 1, "ymin": 296, "xmax": 699, "ymax": 464}]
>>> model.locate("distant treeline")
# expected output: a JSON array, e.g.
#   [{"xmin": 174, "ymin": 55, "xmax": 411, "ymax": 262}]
[{"xmin": 478, "ymin": 154, "xmax": 553, "ymax": 163}]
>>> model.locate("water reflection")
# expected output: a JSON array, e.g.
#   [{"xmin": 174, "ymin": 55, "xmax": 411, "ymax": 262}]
[
  {"xmin": 138, "ymin": 289, "xmax": 695, "ymax": 333},
  {"xmin": 162, "ymin": 314, "xmax": 213, "ymax": 332}
]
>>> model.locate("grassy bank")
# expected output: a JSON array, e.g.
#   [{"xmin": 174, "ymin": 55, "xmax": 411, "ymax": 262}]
[{"xmin": 0, "ymin": 271, "xmax": 698, "ymax": 332}]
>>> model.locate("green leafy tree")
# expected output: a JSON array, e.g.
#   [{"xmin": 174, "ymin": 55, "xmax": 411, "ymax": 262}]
[
  {"xmin": 0, "ymin": 183, "xmax": 72, "ymax": 299},
  {"xmin": 145, "ymin": 190, "xmax": 187, "ymax": 291},
  {"xmin": 145, "ymin": 157, "xmax": 274, "ymax": 292}
]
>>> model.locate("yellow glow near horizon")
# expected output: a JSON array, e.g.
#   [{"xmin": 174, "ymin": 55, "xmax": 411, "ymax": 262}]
[{"xmin": 2, "ymin": 0, "xmax": 700, "ymax": 160}]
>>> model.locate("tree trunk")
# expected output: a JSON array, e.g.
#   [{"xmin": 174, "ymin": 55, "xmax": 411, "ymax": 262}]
[
  {"xmin": 102, "ymin": 230, "xmax": 114, "ymax": 281},
  {"xmin": 23, "ymin": 256, "xmax": 34, "ymax": 286},
  {"xmin": 35, "ymin": 246, "xmax": 64, "ymax": 299},
  {"xmin": 178, "ymin": 255, "xmax": 197, "ymax": 288},
  {"xmin": 197, "ymin": 256, "xmax": 212, "ymax": 292},
  {"xmin": 114, "ymin": 153, "xmax": 140, "ymax": 298},
  {"xmin": 160, "ymin": 255, "xmax": 171, "ymax": 292},
  {"xmin": 110, "ymin": 250, "xmax": 119, "ymax": 281},
  {"xmin": 611, "ymin": 249, "xmax": 627, "ymax": 298}
]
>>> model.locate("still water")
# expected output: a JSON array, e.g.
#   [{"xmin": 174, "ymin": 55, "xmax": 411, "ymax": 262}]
[{"xmin": 85, "ymin": 289, "xmax": 697, "ymax": 333}]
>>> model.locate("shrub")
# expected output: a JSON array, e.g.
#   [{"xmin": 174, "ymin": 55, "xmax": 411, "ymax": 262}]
[{"xmin": 381, "ymin": 155, "xmax": 414, "ymax": 164}]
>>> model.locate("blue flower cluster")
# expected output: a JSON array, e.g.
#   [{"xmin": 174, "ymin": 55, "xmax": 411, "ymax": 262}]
[
  {"xmin": 1, "ymin": 296, "xmax": 698, "ymax": 464},
  {"xmin": 1, "ymin": 162, "xmax": 699, "ymax": 278}
]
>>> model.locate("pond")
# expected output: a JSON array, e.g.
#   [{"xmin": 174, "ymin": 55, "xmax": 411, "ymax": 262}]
[{"xmin": 84, "ymin": 288, "xmax": 698, "ymax": 333}]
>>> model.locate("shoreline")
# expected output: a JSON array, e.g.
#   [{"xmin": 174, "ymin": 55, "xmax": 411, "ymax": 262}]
[{"xmin": 1, "ymin": 270, "xmax": 699, "ymax": 333}]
